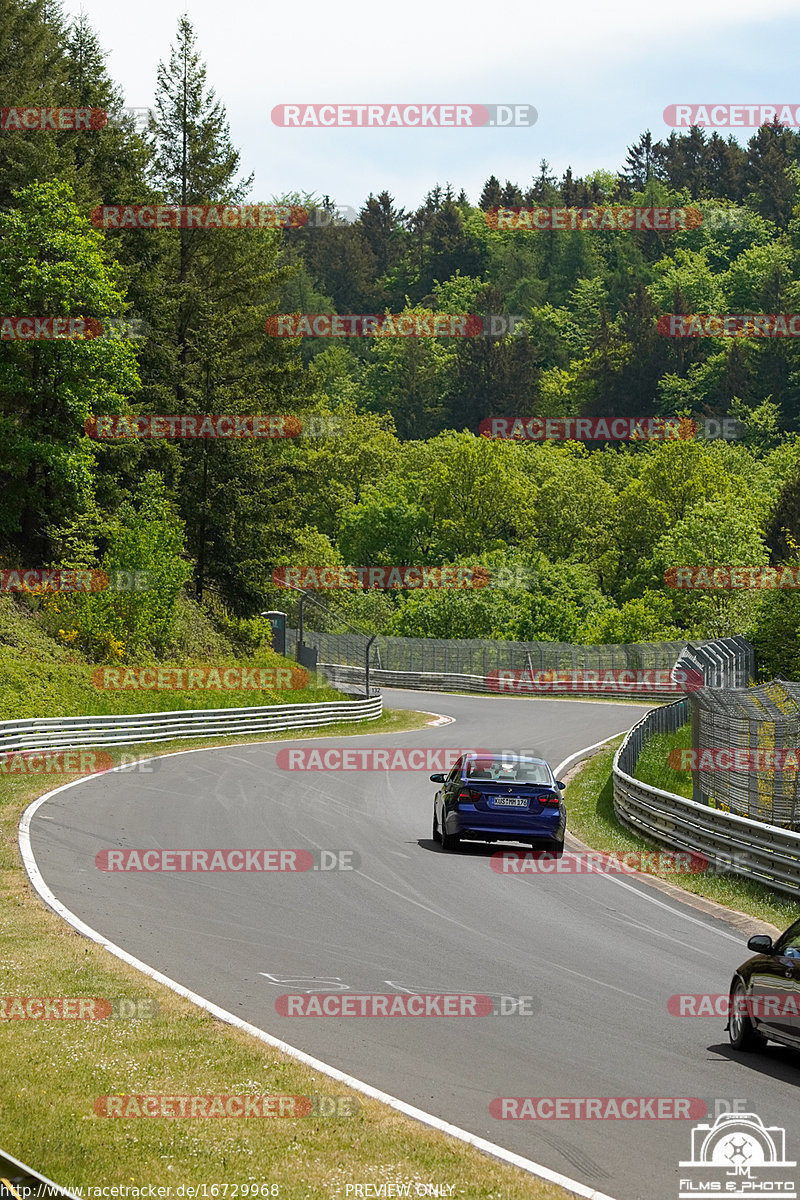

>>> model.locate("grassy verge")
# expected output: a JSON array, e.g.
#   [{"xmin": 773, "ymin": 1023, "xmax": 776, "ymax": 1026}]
[
  {"xmin": 564, "ymin": 737, "xmax": 799, "ymax": 930},
  {"xmin": 0, "ymin": 649, "xmax": 344, "ymax": 720},
  {"xmin": 0, "ymin": 708, "xmax": 572, "ymax": 1199},
  {"xmin": 633, "ymin": 722, "xmax": 692, "ymax": 798}
]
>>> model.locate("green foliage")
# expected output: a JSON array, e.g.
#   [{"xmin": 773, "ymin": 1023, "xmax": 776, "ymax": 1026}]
[
  {"xmin": 37, "ymin": 474, "xmax": 192, "ymax": 661},
  {"xmin": 581, "ymin": 591, "xmax": 684, "ymax": 644},
  {"xmin": 749, "ymin": 584, "xmax": 800, "ymax": 679},
  {"xmin": 0, "ymin": 180, "xmax": 140, "ymax": 561},
  {"xmin": 4, "ymin": 2, "xmax": 800, "ymax": 676}
]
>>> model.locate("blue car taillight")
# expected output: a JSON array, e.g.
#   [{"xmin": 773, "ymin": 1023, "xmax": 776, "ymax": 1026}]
[
  {"xmin": 457, "ymin": 789, "xmax": 481, "ymax": 804},
  {"xmin": 540, "ymin": 793, "xmax": 561, "ymax": 807}
]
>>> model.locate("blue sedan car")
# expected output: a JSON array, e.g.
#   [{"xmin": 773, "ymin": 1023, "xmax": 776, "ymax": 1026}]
[{"xmin": 431, "ymin": 753, "xmax": 566, "ymax": 855}]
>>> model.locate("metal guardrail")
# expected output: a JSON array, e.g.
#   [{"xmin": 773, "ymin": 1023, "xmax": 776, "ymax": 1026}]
[
  {"xmin": 296, "ymin": 631, "xmax": 754, "ymax": 699},
  {"xmin": 290, "ymin": 628, "xmax": 698, "ymax": 675},
  {"xmin": 613, "ymin": 701, "xmax": 800, "ymax": 899},
  {"xmin": 318, "ymin": 663, "xmax": 682, "ymax": 700},
  {"xmin": 0, "ymin": 696, "xmax": 383, "ymax": 755}
]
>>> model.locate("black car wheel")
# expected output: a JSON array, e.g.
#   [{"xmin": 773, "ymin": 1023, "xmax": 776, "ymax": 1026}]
[
  {"xmin": 441, "ymin": 825, "xmax": 460, "ymax": 852},
  {"xmin": 728, "ymin": 978, "xmax": 766, "ymax": 1052},
  {"xmin": 548, "ymin": 838, "xmax": 565, "ymax": 857},
  {"xmin": 432, "ymin": 806, "xmax": 441, "ymax": 843}
]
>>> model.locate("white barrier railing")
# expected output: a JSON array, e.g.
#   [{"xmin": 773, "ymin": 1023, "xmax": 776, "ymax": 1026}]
[
  {"xmin": 317, "ymin": 663, "xmax": 682, "ymax": 701},
  {"xmin": 612, "ymin": 702, "xmax": 800, "ymax": 899},
  {"xmin": 0, "ymin": 695, "xmax": 383, "ymax": 754}
]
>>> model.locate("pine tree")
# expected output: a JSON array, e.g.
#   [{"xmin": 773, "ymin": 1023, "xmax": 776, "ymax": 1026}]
[
  {"xmin": 499, "ymin": 180, "xmax": 523, "ymax": 206},
  {"xmin": 746, "ymin": 122, "xmax": 797, "ymax": 225},
  {"xmin": 359, "ymin": 191, "xmax": 407, "ymax": 276},
  {"xmin": 63, "ymin": 13, "xmax": 151, "ymax": 206},
  {"xmin": 0, "ymin": 0, "xmax": 68, "ymax": 204},
  {"xmin": 136, "ymin": 16, "xmax": 313, "ymax": 608},
  {"xmin": 479, "ymin": 175, "xmax": 502, "ymax": 209},
  {"xmin": 623, "ymin": 131, "xmax": 660, "ymax": 191}
]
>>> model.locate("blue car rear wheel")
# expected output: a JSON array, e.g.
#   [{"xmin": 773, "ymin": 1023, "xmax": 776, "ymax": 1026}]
[{"xmin": 441, "ymin": 825, "xmax": 460, "ymax": 852}]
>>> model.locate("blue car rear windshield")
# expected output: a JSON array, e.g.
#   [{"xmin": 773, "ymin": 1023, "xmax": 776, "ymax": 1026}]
[{"xmin": 463, "ymin": 757, "xmax": 552, "ymax": 784}]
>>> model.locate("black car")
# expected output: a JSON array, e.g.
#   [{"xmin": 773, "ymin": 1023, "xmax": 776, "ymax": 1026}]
[{"xmin": 727, "ymin": 916, "xmax": 800, "ymax": 1052}]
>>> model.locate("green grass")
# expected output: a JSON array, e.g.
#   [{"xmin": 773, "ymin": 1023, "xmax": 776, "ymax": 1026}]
[
  {"xmin": 564, "ymin": 737, "xmax": 799, "ymax": 930},
  {"xmin": 633, "ymin": 722, "xmax": 693, "ymax": 798},
  {"xmin": 0, "ymin": 647, "xmax": 345, "ymax": 721},
  {"xmin": 0, "ymin": 594, "xmax": 348, "ymax": 719}
]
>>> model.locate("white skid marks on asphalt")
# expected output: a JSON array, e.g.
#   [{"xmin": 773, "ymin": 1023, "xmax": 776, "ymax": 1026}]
[
  {"xmin": 580, "ymin": 872, "xmax": 744, "ymax": 945},
  {"xmin": 19, "ymin": 784, "xmax": 619, "ymax": 1200},
  {"xmin": 552, "ymin": 746, "xmax": 746, "ymax": 947},
  {"xmin": 604, "ymin": 910, "xmax": 723, "ymax": 956},
  {"xmin": 353, "ymin": 869, "xmax": 651, "ymax": 1003}
]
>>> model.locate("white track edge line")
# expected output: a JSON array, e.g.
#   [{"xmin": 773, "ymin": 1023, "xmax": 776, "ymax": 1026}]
[
  {"xmin": 16, "ymin": 726, "xmax": 623, "ymax": 1200},
  {"xmin": 553, "ymin": 731, "xmax": 630, "ymax": 780}
]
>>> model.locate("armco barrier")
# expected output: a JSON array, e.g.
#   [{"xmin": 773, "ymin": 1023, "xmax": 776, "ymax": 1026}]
[
  {"xmin": 317, "ymin": 663, "xmax": 683, "ymax": 700},
  {"xmin": 0, "ymin": 695, "xmax": 382, "ymax": 755},
  {"xmin": 294, "ymin": 631, "xmax": 754, "ymax": 699},
  {"xmin": 613, "ymin": 700, "xmax": 800, "ymax": 899}
]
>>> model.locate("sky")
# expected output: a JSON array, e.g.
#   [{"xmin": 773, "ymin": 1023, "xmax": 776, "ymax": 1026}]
[{"xmin": 71, "ymin": 0, "xmax": 800, "ymax": 213}]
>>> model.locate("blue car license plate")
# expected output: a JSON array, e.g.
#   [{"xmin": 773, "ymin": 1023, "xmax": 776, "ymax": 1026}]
[{"xmin": 493, "ymin": 796, "xmax": 528, "ymax": 807}]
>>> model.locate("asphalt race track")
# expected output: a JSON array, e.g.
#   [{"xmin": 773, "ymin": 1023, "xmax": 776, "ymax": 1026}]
[{"xmin": 25, "ymin": 690, "xmax": 800, "ymax": 1200}]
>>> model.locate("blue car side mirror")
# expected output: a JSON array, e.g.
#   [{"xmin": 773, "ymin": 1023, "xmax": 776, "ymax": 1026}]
[
  {"xmin": 430, "ymin": 773, "xmax": 446, "ymax": 783},
  {"xmin": 556, "ymin": 780, "xmax": 566, "ymax": 790}
]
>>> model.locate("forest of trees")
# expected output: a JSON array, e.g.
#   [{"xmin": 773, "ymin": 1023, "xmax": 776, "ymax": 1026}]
[{"xmin": 5, "ymin": 0, "xmax": 800, "ymax": 679}]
